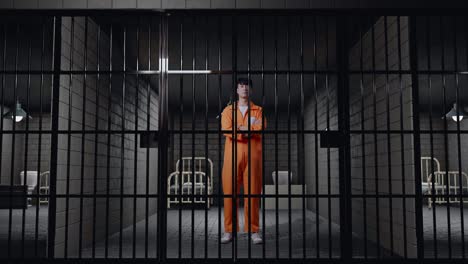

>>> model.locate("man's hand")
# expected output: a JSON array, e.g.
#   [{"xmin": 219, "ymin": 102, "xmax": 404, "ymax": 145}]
[{"xmin": 237, "ymin": 125, "xmax": 250, "ymax": 138}]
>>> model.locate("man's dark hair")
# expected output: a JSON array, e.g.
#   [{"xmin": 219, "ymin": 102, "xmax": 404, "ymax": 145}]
[{"xmin": 237, "ymin": 78, "xmax": 253, "ymax": 88}]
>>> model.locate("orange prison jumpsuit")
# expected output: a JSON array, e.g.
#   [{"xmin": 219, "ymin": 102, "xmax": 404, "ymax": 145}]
[{"xmin": 221, "ymin": 101, "xmax": 266, "ymax": 233}]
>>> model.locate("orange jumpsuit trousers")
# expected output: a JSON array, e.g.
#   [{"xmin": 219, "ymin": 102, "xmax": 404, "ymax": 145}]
[{"xmin": 221, "ymin": 101, "xmax": 266, "ymax": 233}]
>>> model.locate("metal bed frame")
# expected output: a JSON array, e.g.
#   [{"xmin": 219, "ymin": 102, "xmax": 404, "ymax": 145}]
[
  {"xmin": 167, "ymin": 157, "xmax": 214, "ymax": 208},
  {"xmin": 421, "ymin": 157, "xmax": 468, "ymax": 209}
]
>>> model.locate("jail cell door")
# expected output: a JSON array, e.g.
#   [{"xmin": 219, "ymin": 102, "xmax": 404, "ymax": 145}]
[{"xmin": 161, "ymin": 13, "xmax": 345, "ymax": 260}]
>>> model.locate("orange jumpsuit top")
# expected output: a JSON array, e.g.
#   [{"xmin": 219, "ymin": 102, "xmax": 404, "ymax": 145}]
[{"xmin": 221, "ymin": 101, "xmax": 266, "ymax": 144}]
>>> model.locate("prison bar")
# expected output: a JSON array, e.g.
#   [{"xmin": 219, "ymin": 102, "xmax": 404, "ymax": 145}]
[
  {"xmin": 7, "ymin": 23, "xmax": 20, "ymax": 259},
  {"xmin": 274, "ymin": 14, "xmax": 280, "ymax": 260},
  {"xmin": 358, "ymin": 15, "xmax": 369, "ymax": 258},
  {"xmin": 383, "ymin": 16, "xmax": 395, "ymax": 256},
  {"xmin": 78, "ymin": 16, "xmax": 88, "ymax": 258},
  {"xmin": 247, "ymin": 14, "xmax": 252, "ymax": 260},
  {"xmin": 191, "ymin": 15, "xmax": 196, "ymax": 260},
  {"xmin": 397, "ymin": 15, "xmax": 409, "ymax": 259},
  {"xmin": 177, "ymin": 16, "xmax": 183, "ymax": 259},
  {"xmin": 441, "ymin": 15, "xmax": 454, "ymax": 259},
  {"xmin": 261, "ymin": 15, "xmax": 267, "ymax": 260},
  {"xmin": 63, "ymin": 17, "xmax": 74, "ymax": 257},
  {"xmin": 371, "ymin": 17, "xmax": 381, "ymax": 257},
  {"xmin": 409, "ymin": 15, "xmax": 424, "ymax": 260},
  {"xmin": 104, "ymin": 22, "xmax": 113, "ymax": 258},
  {"xmin": 456, "ymin": 16, "xmax": 466, "ymax": 258},
  {"xmin": 35, "ymin": 17, "xmax": 47, "ymax": 258},
  {"xmin": 203, "ymin": 15, "xmax": 210, "ymax": 260},
  {"xmin": 426, "ymin": 16, "xmax": 438, "ymax": 258},
  {"xmin": 92, "ymin": 21, "xmax": 100, "ymax": 258},
  {"xmin": 20, "ymin": 21, "xmax": 32, "ymax": 258},
  {"xmin": 0, "ymin": 24, "xmax": 5, "ymax": 257}
]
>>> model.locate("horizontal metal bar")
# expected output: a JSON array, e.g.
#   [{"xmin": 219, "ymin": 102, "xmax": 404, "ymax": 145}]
[
  {"xmin": 5, "ymin": 257, "xmax": 468, "ymax": 264},
  {"xmin": 4, "ymin": 69, "xmax": 468, "ymax": 75},
  {"xmin": 166, "ymin": 193, "xmax": 468, "ymax": 198},
  {"xmin": 0, "ymin": 194, "xmax": 159, "ymax": 198},
  {"xmin": 0, "ymin": 70, "xmax": 160, "ymax": 75},
  {"xmin": 167, "ymin": 70, "xmax": 212, "ymax": 74},
  {"xmin": 2, "ymin": 193, "xmax": 467, "ymax": 199},
  {"xmin": 5, "ymin": 129, "xmax": 468, "ymax": 135},
  {"xmin": 2, "ymin": 9, "xmax": 468, "ymax": 16}
]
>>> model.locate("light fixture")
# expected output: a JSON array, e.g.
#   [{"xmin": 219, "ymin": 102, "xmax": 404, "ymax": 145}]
[
  {"xmin": 444, "ymin": 103, "xmax": 468, "ymax": 122},
  {"xmin": 3, "ymin": 100, "xmax": 32, "ymax": 122}
]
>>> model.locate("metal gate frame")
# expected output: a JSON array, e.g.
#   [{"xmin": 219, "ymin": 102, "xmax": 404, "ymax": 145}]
[{"xmin": 2, "ymin": 8, "xmax": 468, "ymax": 264}]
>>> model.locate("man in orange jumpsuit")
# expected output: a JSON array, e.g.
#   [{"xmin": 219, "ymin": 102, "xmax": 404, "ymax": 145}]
[{"xmin": 220, "ymin": 78, "xmax": 266, "ymax": 245}]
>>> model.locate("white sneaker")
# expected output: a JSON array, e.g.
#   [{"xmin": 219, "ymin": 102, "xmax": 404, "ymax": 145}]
[
  {"xmin": 251, "ymin": 232, "xmax": 263, "ymax": 244},
  {"xmin": 221, "ymin": 232, "xmax": 233, "ymax": 244}
]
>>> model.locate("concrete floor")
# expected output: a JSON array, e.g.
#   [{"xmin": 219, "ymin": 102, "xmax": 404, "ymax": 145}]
[
  {"xmin": 80, "ymin": 207, "xmax": 343, "ymax": 259},
  {"xmin": 79, "ymin": 206, "xmax": 394, "ymax": 259},
  {"xmin": 0, "ymin": 205, "xmax": 48, "ymax": 258},
  {"xmin": 423, "ymin": 204, "xmax": 468, "ymax": 258},
  {"xmin": 2, "ymin": 204, "xmax": 468, "ymax": 259},
  {"xmin": 75, "ymin": 204, "xmax": 468, "ymax": 259}
]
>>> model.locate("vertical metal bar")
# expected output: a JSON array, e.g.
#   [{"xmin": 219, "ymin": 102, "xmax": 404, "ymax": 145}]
[
  {"xmin": 35, "ymin": 17, "xmax": 46, "ymax": 258},
  {"xmin": 190, "ymin": 15, "xmax": 196, "ymax": 259},
  {"xmin": 157, "ymin": 13, "xmax": 169, "ymax": 262},
  {"xmin": 286, "ymin": 15, "xmax": 292, "ymax": 259},
  {"xmin": 105, "ymin": 23, "xmax": 113, "ymax": 259},
  {"xmin": 232, "ymin": 14, "xmax": 238, "ymax": 261},
  {"xmin": 261, "ymin": 14, "xmax": 266, "ymax": 260},
  {"xmin": 156, "ymin": 16, "xmax": 161, "ymax": 259},
  {"xmin": 217, "ymin": 15, "xmax": 222, "ymax": 260},
  {"xmin": 176, "ymin": 17, "xmax": 184, "ymax": 259},
  {"xmin": 409, "ymin": 15, "xmax": 425, "ymax": 261},
  {"xmin": 21, "ymin": 21, "xmax": 33, "ymax": 258},
  {"xmin": 48, "ymin": 15, "xmax": 62, "ymax": 259},
  {"xmin": 133, "ymin": 18, "xmax": 140, "ymax": 259},
  {"xmin": 326, "ymin": 17, "xmax": 332, "ymax": 259},
  {"xmin": 359, "ymin": 16, "xmax": 368, "ymax": 259},
  {"xmin": 274, "ymin": 15, "xmax": 279, "ymax": 260},
  {"xmin": 7, "ymin": 23, "xmax": 19, "ymax": 259},
  {"xmin": 300, "ymin": 15, "xmax": 306, "ymax": 260},
  {"xmin": 370, "ymin": 17, "xmax": 381, "ymax": 257},
  {"xmin": 247, "ymin": 14, "xmax": 252, "ymax": 260},
  {"xmin": 78, "ymin": 17, "xmax": 89, "ymax": 258},
  {"xmin": 440, "ymin": 16, "xmax": 452, "ymax": 258},
  {"xmin": 178, "ymin": 16, "xmax": 183, "ymax": 259},
  {"xmin": 397, "ymin": 16, "xmax": 409, "ymax": 259},
  {"xmin": 144, "ymin": 18, "xmax": 151, "ymax": 259},
  {"xmin": 119, "ymin": 25, "xmax": 127, "ymax": 259},
  {"xmin": 92, "ymin": 22, "xmax": 101, "ymax": 259},
  {"xmin": 426, "ymin": 16, "xmax": 437, "ymax": 258},
  {"xmin": 64, "ymin": 17, "xmax": 74, "ymax": 258},
  {"xmin": 383, "ymin": 16, "xmax": 395, "ymax": 256},
  {"xmin": 456, "ymin": 15, "xmax": 467, "ymax": 259},
  {"xmin": 313, "ymin": 15, "xmax": 320, "ymax": 259},
  {"xmin": 337, "ymin": 14, "xmax": 352, "ymax": 261},
  {"xmin": 0, "ymin": 23, "xmax": 5, "ymax": 258},
  {"xmin": 204, "ymin": 15, "xmax": 209, "ymax": 260}
]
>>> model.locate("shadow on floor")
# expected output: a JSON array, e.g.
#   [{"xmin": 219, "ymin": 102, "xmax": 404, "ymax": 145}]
[{"xmin": 0, "ymin": 205, "xmax": 48, "ymax": 258}]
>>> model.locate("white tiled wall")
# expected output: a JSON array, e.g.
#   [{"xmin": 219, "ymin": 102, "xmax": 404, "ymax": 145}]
[{"xmin": 54, "ymin": 16, "xmax": 159, "ymax": 257}]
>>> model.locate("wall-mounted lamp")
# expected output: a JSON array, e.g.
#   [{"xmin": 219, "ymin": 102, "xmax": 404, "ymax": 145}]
[
  {"xmin": 444, "ymin": 103, "xmax": 468, "ymax": 122},
  {"xmin": 2, "ymin": 100, "xmax": 32, "ymax": 122}
]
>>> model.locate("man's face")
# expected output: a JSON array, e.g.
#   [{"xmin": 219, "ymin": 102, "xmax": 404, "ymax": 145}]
[{"xmin": 237, "ymin": 83, "xmax": 251, "ymax": 99}]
